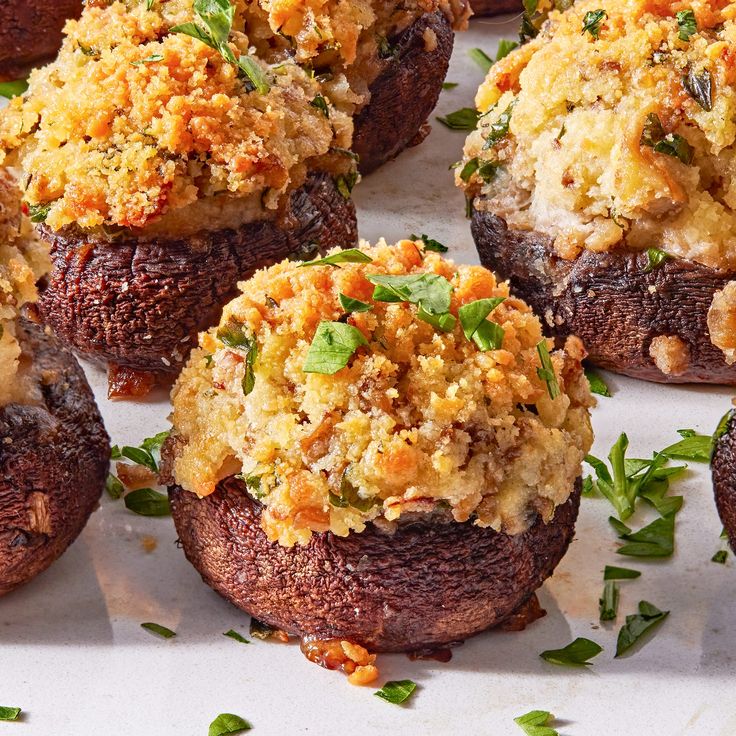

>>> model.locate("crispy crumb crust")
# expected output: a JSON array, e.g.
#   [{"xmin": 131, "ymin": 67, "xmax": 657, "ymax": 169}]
[{"xmin": 169, "ymin": 240, "xmax": 593, "ymax": 546}]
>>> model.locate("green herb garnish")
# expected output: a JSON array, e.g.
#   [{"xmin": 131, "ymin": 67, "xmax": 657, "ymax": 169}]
[
  {"xmin": 643, "ymin": 247, "xmax": 670, "ymax": 272},
  {"xmin": 599, "ymin": 580, "xmax": 619, "ymax": 621},
  {"xmin": 676, "ymin": 9, "xmax": 697, "ymax": 42},
  {"xmin": 131, "ymin": 53, "xmax": 164, "ymax": 65},
  {"xmin": 683, "ymin": 67, "xmax": 713, "ymax": 111},
  {"xmin": 496, "ymin": 39, "xmax": 519, "ymax": 61},
  {"xmin": 640, "ymin": 113, "xmax": 693, "ymax": 164},
  {"xmin": 411, "ymin": 233, "xmax": 448, "ymax": 253},
  {"xmin": 482, "ymin": 103, "xmax": 514, "ymax": 149},
  {"xmin": 617, "ymin": 514, "xmax": 675, "ymax": 558},
  {"xmin": 417, "ymin": 307, "xmax": 457, "ymax": 333},
  {"xmin": 442, "ymin": 81, "xmax": 458, "ymax": 90},
  {"xmin": 328, "ymin": 469, "xmax": 375, "ymax": 511},
  {"xmin": 105, "ymin": 473, "xmax": 125, "ymax": 500},
  {"xmin": 459, "ymin": 298, "xmax": 505, "ymax": 351},
  {"xmin": 520, "ymin": 0, "xmax": 540, "ymax": 42},
  {"xmin": 339, "ymin": 293, "xmax": 372, "ymax": 313},
  {"xmin": 536, "ymin": 340, "xmax": 560, "ymax": 399},
  {"xmin": 208, "ymin": 713, "xmax": 252, "ymax": 736},
  {"xmin": 0, "ymin": 707, "xmax": 21, "ymax": 722},
  {"xmin": 335, "ymin": 171, "xmax": 358, "ymax": 199},
  {"xmin": 27, "ymin": 202, "xmax": 53, "ymax": 224},
  {"xmin": 712, "ymin": 550, "xmax": 728, "ymax": 564},
  {"xmin": 298, "ymin": 249, "xmax": 372, "ymax": 267},
  {"xmin": 459, "ymin": 157, "xmax": 480, "ymax": 182},
  {"xmin": 303, "ymin": 321, "xmax": 368, "ymax": 375},
  {"xmin": 514, "ymin": 710, "xmax": 558, "ymax": 736},
  {"xmin": 539, "ymin": 637, "xmax": 603, "ymax": 667},
  {"xmin": 374, "ymin": 680, "xmax": 417, "ymax": 705},
  {"xmin": 310, "ymin": 94, "xmax": 330, "ymax": 117},
  {"xmin": 0, "ymin": 79, "xmax": 29, "ymax": 99},
  {"xmin": 367, "ymin": 273, "xmax": 452, "ymax": 315},
  {"xmin": 604, "ymin": 565, "xmax": 641, "ymax": 580},
  {"xmin": 141, "ymin": 622, "xmax": 176, "ymax": 639},
  {"xmin": 469, "ymin": 47, "xmax": 494, "ymax": 73},
  {"xmin": 223, "ymin": 629, "xmax": 251, "ymax": 644},
  {"xmin": 216, "ymin": 323, "xmax": 257, "ymax": 395},
  {"xmin": 615, "ymin": 601, "xmax": 669, "ymax": 656},
  {"xmin": 661, "ymin": 428, "xmax": 714, "ymax": 462},
  {"xmin": 124, "ymin": 488, "xmax": 171, "ymax": 516},
  {"xmin": 111, "ymin": 430, "xmax": 168, "ymax": 473},
  {"xmin": 581, "ymin": 9, "xmax": 607, "ymax": 38},
  {"xmin": 585, "ymin": 369, "xmax": 611, "ymax": 397},
  {"xmin": 436, "ymin": 107, "xmax": 480, "ymax": 131}
]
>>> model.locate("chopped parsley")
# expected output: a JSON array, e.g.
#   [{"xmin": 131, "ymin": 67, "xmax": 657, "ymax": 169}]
[
  {"xmin": 640, "ymin": 112, "xmax": 694, "ymax": 164},
  {"xmin": 442, "ymin": 81, "xmax": 459, "ymax": 90},
  {"xmin": 676, "ymin": 9, "xmax": 697, "ymax": 42},
  {"xmin": 459, "ymin": 298, "xmax": 506, "ymax": 351},
  {"xmin": 436, "ymin": 107, "xmax": 480, "ymax": 131},
  {"xmin": 604, "ymin": 565, "xmax": 641, "ymax": 580},
  {"xmin": 482, "ymin": 103, "xmax": 514, "ymax": 149},
  {"xmin": 338, "ymin": 293, "xmax": 372, "ymax": 313},
  {"xmin": 661, "ymin": 428, "xmax": 715, "ymax": 462},
  {"xmin": 496, "ymin": 39, "xmax": 519, "ymax": 61},
  {"xmin": 374, "ymin": 680, "xmax": 417, "ymax": 705},
  {"xmin": 298, "ymin": 249, "xmax": 372, "ymax": 267},
  {"xmin": 514, "ymin": 710, "xmax": 558, "ymax": 736},
  {"xmin": 105, "ymin": 473, "xmax": 125, "ymax": 500},
  {"xmin": 539, "ymin": 637, "xmax": 603, "ymax": 667},
  {"xmin": 310, "ymin": 94, "xmax": 330, "ymax": 117},
  {"xmin": 335, "ymin": 171, "xmax": 358, "ymax": 199},
  {"xmin": 366, "ymin": 273, "xmax": 452, "ymax": 315},
  {"xmin": 27, "ymin": 202, "xmax": 53, "ymax": 224},
  {"xmin": 712, "ymin": 550, "xmax": 728, "ymax": 564},
  {"xmin": 615, "ymin": 601, "xmax": 669, "ymax": 656},
  {"xmin": 683, "ymin": 67, "xmax": 713, "ymax": 111},
  {"xmin": 536, "ymin": 340, "xmax": 560, "ymax": 399},
  {"xmin": 131, "ymin": 53, "xmax": 164, "ymax": 65},
  {"xmin": 581, "ymin": 9, "xmax": 607, "ymax": 39},
  {"xmin": 124, "ymin": 488, "xmax": 171, "ymax": 516},
  {"xmin": 0, "ymin": 79, "xmax": 28, "ymax": 99},
  {"xmin": 141, "ymin": 622, "xmax": 176, "ymax": 639},
  {"xmin": 616, "ymin": 514, "xmax": 675, "ymax": 558},
  {"xmin": 302, "ymin": 321, "xmax": 368, "ymax": 375},
  {"xmin": 217, "ymin": 323, "xmax": 257, "ymax": 396},
  {"xmin": 585, "ymin": 369, "xmax": 611, "ymax": 397},
  {"xmin": 328, "ymin": 469, "xmax": 375, "ymax": 511},
  {"xmin": 0, "ymin": 707, "xmax": 21, "ymax": 722},
  {"xmin": 599, "ymin": 580, "xmax": 619, "ymax": 621},
  {"xmin": 643, "ymin": 247, "xmax": 670, "ymax": 272},
  {"xmin": 468, "ymin": 47, "xmax": 494, "ymax": 73},
  {"xmin": 208, "ymin": 713, "xmax": 252, "ymax": 736},
  {"xmin": 223, "ymin": 629, "xmax": 251, "ymax": 644},
  {"xmin": 411, "ymin": 233, "xmax": 448, "ymax": 253},
  {"xmin": 111, "ymin": 430, "xmax": 169, "ymax": 473}
]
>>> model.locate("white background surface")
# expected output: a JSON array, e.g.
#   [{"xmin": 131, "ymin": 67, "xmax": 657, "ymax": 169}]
[{"xmin": 3, "ymin": 15, "xmax": 736, "ymax": 736}]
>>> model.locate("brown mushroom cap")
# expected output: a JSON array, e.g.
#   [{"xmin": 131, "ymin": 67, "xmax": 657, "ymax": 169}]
[
  {"xmin": 0, "ymin": 319, "xmax": 109, "ymax": 596},
  {"xmin": 712, "ymin": 411, "xmax": 736, "ymax": 550},
  {"xmin": 168, "ymin": 475, "xmax": 581, "ymax": 652},
  {"xmin": 468, "ymin": 0, "xmax": 520, "ymax": 15},
  {"xmin": 36, "ymin": 171, "xmax": 358, "ymax": 375},
  {"xmin": 472, "ymin": 208, "xmax": 736, "ymax": 384},
  {"xmin": 0, "ymin": 0, "xmax": 82, "ymax": 81},
  {"xmin": 352, "ymin": 11, "xmax": 454, "ymax": 174}
]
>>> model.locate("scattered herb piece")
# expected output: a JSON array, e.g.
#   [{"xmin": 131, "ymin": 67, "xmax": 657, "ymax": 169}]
[
  {"xmin": 459, "ymin": 298, "xmax": 506, "ymax": 351},
  {"xmin": 712, "ymin": 550, "xmax": 728, "ymax": 564},
  {"xmin": 599, "ymin": 580, "xmax": 619, "ymax": 621},
  {"xmin": 640, "ymin": 113, "xmax": 694, "ymax": 164},
  {"xmin": 27, "ymin": 202, "xmax": 53, "ymax": 224},
  {"xmin": 442, "ymin": 81, "xmax": 458, "ymax": 90},
  {"xmin": 615, "ymin": 601, "xmax": 669, "ymax": 656},
  {"xmin": 609, "ymin": 516, "xmax": 632, "ymax": 536},
  {"xmin": 582, "ymin": 9, "xmax": 607, "ymax": 38},
  {"xmin": 676, "ymin": 9, "xmax": 697, "ymax": 42},
  {"xmin": 417, "ymin": 307, "xmax": 457, "ymax": 333},
  {"xmin": 339, "ymin": 293, "xmax": 372, "ymax": 313},
  {"xmin": 0, "ymin": 707, "xmax": 21, "ymax": 722},
  {"xmin": 249, "ymin": 617, "xmax": 276, "ymax": 640},
  {"xmin": 536, "ymin": 340, "xmax": 560, "ymax": 399},
  {"xmin": 514, "ymin": 710, "xmax": 558, "ymax": 736},
  {"xmin": 0, "ymin": 79, "xmax": 28, "ymax": 99},
  {"xmin": 539, "ymin": 637, "xmax": 603, "ymax": 667},
  {"xmin": 224, "ymin": 629, "xmax": 251, "ymax": 644},
  {"xmin": 367, "ymin": 273, "xmax": 452, "ymax": 315},
  {"xmin": 520, "ymin": 0, "xmax": 540, "ymax": 42},
  {"xmin": 586, "ymin": 369, "xmax": 611, "ymax": 397},
  {"xmin": 377, "ymin": 35, "xmax": 395, "ymax": 59},
  {"xmin": 105, "ymin": 473, "xmax": 125, "ymax": 500},
  {"xmin": 141, "ymin": 622, "xmax": 176, "ymax": 639},
  {"xmin": 482, "ymin": 103, "xmax": 514, "ymax": 149},
  {"xmin": 124, "ymin": 488, "xmax": 171, "ymax": 517},
  {"xmin": 298, "ymin": 249, "xmax": 372, "ymax": 267},
  {"xmin": 303, "ymin": 321, "xmax": 368, "ymax": 375},
  {"xmin": 460, "ymin": 157, "xmax": 480, "ymax": 182},
  {"xmin": 310, "ymin": 94, "xmax": 330, "ymax": 117},
  {"xmin": 216, "ymin": 323, "xmax": 257, "ymax": 395},
  {"xmin": 496, "ymin": 39, "xmax": 519, "ymax": 61},
  {"xmin": 469, "ymin": 47, "xmax": 494, "ymax": 73},
  {"xmin": 582, "ymin": 475, "xmax": 595, "ymax": 496},
  {"xmin": 328, "ymin": 469, "xmax": 376, "ymax": 511},
  {"xmin": 131, "ymin": 53, "xmax": 164, "ymax": 65},
  {"xmin": 374, "ymin": 680, "xmax": 417, "ymax": 705},
  {"xmin": 683, "ymin": 67, "xmax": 713, "ymax": 111},
  {"xmin": 714, "ymin": 410, "xmax": 733, "ymax": 441},
  {"xmin": 411, "ymin": 233, "xmax": 448, "ymax": 253},
  {"xmin": 436, "ymin": 107, "xmax": 480, "ymax": 131},
  {"xmin": 604, "ymin": 565, "xmax": 641, "ymax": 580},
  {"xmin": 335, "ymin": 171, "xmax": 358, "ymax": 199},
  {"xmin": 208, "ymin": 713, "xmax": 252, "ymax": 736},
  {"xmin": 661, "ymin": 429, "xmax": 713, "ymax": 462},
  {"xmin": 643, "ymin": 247, "xmax": 670, "ymax": 272},
  {"xmin": 617, "ymin": 514, "xmax": 675, "ymax": 558}
]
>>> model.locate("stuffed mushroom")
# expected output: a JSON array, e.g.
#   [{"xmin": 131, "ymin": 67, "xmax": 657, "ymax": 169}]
[
  {"xmin": 458, "ymin": 0, "xmax": 736, "ymax": 384},
  {"xmin": 712, "ymin": 409, "xmax": 736, "ymax": 549},
  {"xmin": 0, "ymin": 0, "xmax": 466, "ymax": 394},
  {"xmin": 0, "ymin": 170, "xmax": 109, "ymax": 595},
  {"xmin": 0, "ymin": 0, "xmax": 82, "ymax": 80},
  {"xmin": 163, "ymin": 239, "xmax": 594, "ymax": 659}
]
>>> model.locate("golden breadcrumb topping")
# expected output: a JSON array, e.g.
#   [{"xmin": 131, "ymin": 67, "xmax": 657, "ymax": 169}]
[
  {"xmin": 459, "ymin": 0, "xmax": 736, "ymax": 270},
  {"xmin": 0, "ymin": 170, "xmax": 50, "ymax": 406},
  {"xmin": 170, "ymin": 240, "xmax": 593, "ymax": 547}
]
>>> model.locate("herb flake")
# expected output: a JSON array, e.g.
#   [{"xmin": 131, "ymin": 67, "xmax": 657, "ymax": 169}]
[
  {"xmin": 303, "ymin": 321, "xmax": 368, "ymax": 375},
  {"xmin": 0, "ymin": 707, "xmax": 21, "ymax": 722},
  {"xmin": 208, "ymin": 713, "xmax": 252, "ymax": 736},
  {"xmin": 298, "ymin": 249, "xmax": 372, "ymax": 267},
  {"xmin": 514, "ymin": 710, "xmax": 558, "ymax": 736},
  {"xmin": 141, "ymin": 622, "xmax": 176, "ymax": 639},
  {"xmin": 585, "ymin": 369, "xmax": 611, "ymax": 397},
  {"xmin": 536, "ymin": 340, "xmax": 560, "ymax": 399},
  {"xmin": 676, "ymin": 9, "xmax": 697, "ymax": 42},
  {"xmin": 582, "ymin": 9, "xmax": 607, "ymax": 38},
  {"xmin": 604, "ymin": 565, "xmax": 641, "ymax": 580},
  {"xmin": 459, "ymin": 298, "xmax": 505, "ymax": 351},
  {"xmin": 539, "ymin": 637, "xmax": 603, "ymax": 667},
  {"xmin": 436, "ymin": 107, "xmax": 480, "ymax": 131},
  {"xmin": 615, "ymin": 601, "xmax": 669, "ymax": 656},
  {"xmin": 223, "ymin": 629, "xmax": 251, "ymax": 644},
  {"xmin": 599, "ymin": 580, "xmax": 620, "ymax": 621},
  {"xmin": 124, "ymin": 488, "xmax": 171, "ymax": 517},
  {"xmin": 374, "ymin": 680, "xmax": 417, "ymax": 705}
]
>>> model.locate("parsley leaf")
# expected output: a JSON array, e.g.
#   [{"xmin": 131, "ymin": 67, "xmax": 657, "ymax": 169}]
[
  {"xmin": 469, "ymin": 47, "xmax": 494, "ymax": 73},
  {"xmin": 661, "ymin": 429, "xmax": 713, "ymax": 462},
  {"xmin": 683, "ymin": 67, "xmax": 713, "ymax": 111},
  {"xmin": 105, "ymin": 473, "xmax": 125, "ymax": 500},
  {"xmin": 374, "ymin": 680, "xmax": 417, "ymax": 705},
  {"xmin": 514, "ymin": 710, "xmax": 558, "ymax": 736},
  {"xmin": 676, "ymin": 9, "xmax": 697, "ymax": 42},
  {"xmin": 310, "ymin": 94, "xmax": 330, "ymax": 117},
  {"xmin": 411, "ymin": 233, "xmax": 448, "ymax": 253},
  {"xmin": 124, "ymin": 488, "xmax": 171, "ymax": 516},
  {"xmin": 640, "ymin": 113, "xmax": 693, "ymax": 164},
  {"xmin": 436, "ymin": 107, "xmax": 480, "ymax": 130},
  {"xmin": 604, "ymin": 565, "xmax": 641, "ymax": 580},
  {"xmin": 223, "ymin": 629, "xmax": 251, "ymax": 644},
  {"xmin": 141, "ymin": 622, "xmax": 176, "ymax": 639},
  {"xmin": 339, "ymin": 293, "xmax": 372, "ymax": 313},
  {"xmin": 585, "ymin": 369, "xmax": 611, "ymax": 397},
  {"xmin": 0, "ymin": 707, "xmax": 21, "ymax": 722},
  {"xmin": 599, "ymin": 580, "xmax": 619, "ymax": 621},
  {"xmin": 712, "ymin": 550, "xmax": 728, "ymax": 564},
  {"xmin": 482, "ymin": 103, "xmax": 514, "ymax": 149},
  {"xmin": 442, "ymin": 81, "xmax": 458, "ymax": 90},
  {"xmin": 298, "ymin": 249, "xmax": 372, "ymax": 267},
  {"xmin": 581, "ymin": 9, "xmax": 607, "ymax": 38},
  {"xmin": 459, "ymin": 298, "xmax": 506, "ymax": 351},
  {"xmin": 208, "ymin": 713, "xmax": 252, "ymax": 736},
  {"xmin": 539, "ymin": 637, "xmax": 603, "ymax": 667},
  {"xmin": 366, "ymin": 273, "xmax": 452, "ymax": 315},
  {"xmin": 216, "ymin": 323, "xmax": 257, "ymax": 395},
  {"xmin": 615, "ymin": 601, "xmax": 669, "ymax": 656},
  {"xmin": 0, "ymin": 79, "xmax": 28, "ymax": 99},
  {"xmin": 536, "ymin": 340, "xmax": 560, "ymax": 399},
  {"xmin": 303, "ymin": 321, "xmax": 368, "ymax": 375},
  {"xmin": 643, "ymin": 247, "xmax": 670, "ymax": 272},
  {"xmin": 617, "ymin": 514, "xmax": 675, "ymax": 558},
  {"xmin": 131, "ymin": 53, "xmax": 164, "ymax": 65},
  {"xmin": 496, "ymin": 39, "xmax": 519, "ymax": 61}
]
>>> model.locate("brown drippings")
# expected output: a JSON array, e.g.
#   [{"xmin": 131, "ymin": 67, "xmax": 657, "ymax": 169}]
[
  {"xmin": 108, "ymin": 364, "xmax": 157, "ymax": 399},
  {"xmin": 408, "ymin": 647, "xmax": 453, "ymax": 663},
  {"xmin": 140, "ymin": 535, "xmax": 157, "ymax": 553},
  {"xmin": 116, "ymin": 462, "xmax": 158, "ymax": 490},
  {"xmin": 498, "ymin": 593, "xmax": 547, "ymax": 632}
]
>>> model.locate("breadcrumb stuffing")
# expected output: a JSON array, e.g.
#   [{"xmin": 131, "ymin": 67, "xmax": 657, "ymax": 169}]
[
  {"xmin": 0, "ymin": 169, "xmax": 50, "ymax": 406},
  {"xmin": 459, "ymin": 0, "xmax": 736, "ymax": 270},
  {"xmin": 170, "ymin": 240, "xmax": 594, "ymax": 547}
]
